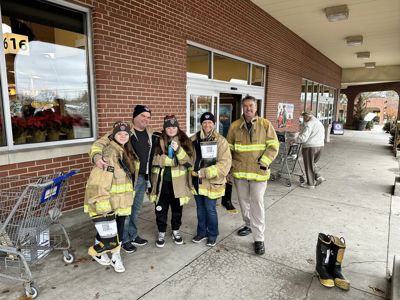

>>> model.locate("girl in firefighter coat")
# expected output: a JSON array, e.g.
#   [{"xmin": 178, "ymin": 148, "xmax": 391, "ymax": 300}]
[
  {"xmin": 84, "ymin": 121, "xmax": 138, "ymax": 273},
  {"xmin": 149, "ymin": 115, "xmax": 194, "ymax": 248}
]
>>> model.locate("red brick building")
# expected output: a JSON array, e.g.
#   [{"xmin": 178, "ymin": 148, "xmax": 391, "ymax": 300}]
[{"xmin": 0, "ymin": 0, "xmax": 341, "ymax": 211}]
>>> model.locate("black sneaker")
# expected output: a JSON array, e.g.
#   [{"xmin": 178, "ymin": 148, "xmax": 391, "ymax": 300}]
[
  {"xmin": 156, "ymin": 232, "xmax": 165, "ymax": 248},
  {"xmin": 192, "ymin": 235, "xmax": 207, "ymax": 243},
  {"xmin": 121, "ymin": 242, "xmax": 137, "ymax": 253},
  {"xmin": 206, "ymin": 238, "xmax": 216, "ymax": 247},
  {"xmin": 172, "ymin": 230, "xmax": 183, "ymax": 245},
  {"xmin": 133, "ymin": 236, "xmax": 148, "ymax": 246},
  {"xmin": 237, "ymin": 226, "xmax": 252, "ymax": 236}
]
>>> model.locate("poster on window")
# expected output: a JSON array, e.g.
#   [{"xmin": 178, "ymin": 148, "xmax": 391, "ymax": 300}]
[{"xmin": 277, "ymin": 103, "xmax": 294, "ymax": 128}]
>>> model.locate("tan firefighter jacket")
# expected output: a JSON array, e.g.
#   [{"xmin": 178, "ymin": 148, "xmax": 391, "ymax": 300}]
[
  {"xmin": 89, "ymin": 124, "xmax": 154, "ymax": 174},
  {"xmin": 227, "ymin": 116, "xmax": 279, "ymax": 181},
  {"xmin": 191, "ymin": 129, "xmax": 232, "ymax": 199},
  {"xmin": 149, "ymin": 137, "xmax": 194, "ymax": 205},
  {"xmin": 84, "ymin": 140, "xmax": 139, "ymax": 217}
]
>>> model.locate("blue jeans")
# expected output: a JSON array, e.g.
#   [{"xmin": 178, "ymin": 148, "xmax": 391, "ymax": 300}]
[
  {"xmin": 123, "ymin": 175, "xmax": 146, "ymax": 243},
  {"xmin": 194, "ymin": 195, "xmax": 218, "ymax": 240}
]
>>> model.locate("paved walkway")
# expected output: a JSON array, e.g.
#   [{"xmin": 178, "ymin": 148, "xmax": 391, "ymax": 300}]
[{"xmin": 1, "ymin": 127, "xmax": 398, "ymax": 299}]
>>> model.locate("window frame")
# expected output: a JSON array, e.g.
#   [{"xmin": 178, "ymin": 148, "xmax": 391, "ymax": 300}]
[{"xmin": 0, "ymin": 0, "xmax": 97, "ymax": 152}]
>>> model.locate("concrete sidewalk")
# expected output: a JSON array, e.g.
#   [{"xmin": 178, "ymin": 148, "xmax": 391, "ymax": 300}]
[{"xmin": 1, "ymin": 127, "xmax": 398, "ymax": 299}]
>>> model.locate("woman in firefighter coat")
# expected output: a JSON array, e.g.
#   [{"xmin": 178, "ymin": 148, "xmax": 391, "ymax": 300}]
[
  {"xmin": 149, "ymin": 115, "xmax": 194, "ymax": 248},
  {"xmin": 191, "ymin": 112, "xmax": 231, "ymax": 247},
  {"xmin": 84, "ymin": 121, "xmax": 138, "ymax": 273}
]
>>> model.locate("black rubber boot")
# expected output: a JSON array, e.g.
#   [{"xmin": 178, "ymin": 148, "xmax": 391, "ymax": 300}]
[
  {"xmin": 221, "ymin": 182, "xmax": 238, "ymax": 214},
  {"xmin": 316, "ymin": 233, "xmax": 334, "ymax": 288},
  {"xmin": 88, "ymin": 213, "xmax": 120, "ymax": 257},
  {"xmin": 329, "ymin": 236, "xmax": 350, "ymax": 291}
]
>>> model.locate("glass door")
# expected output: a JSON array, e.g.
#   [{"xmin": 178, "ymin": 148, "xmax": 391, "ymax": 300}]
[{"xmin": 187, "ymin": 90, "xmax": 218, "ymax": 136}]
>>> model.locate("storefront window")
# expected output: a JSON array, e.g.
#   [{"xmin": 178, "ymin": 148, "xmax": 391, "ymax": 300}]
[
  {"xmin": 1, "ymin": 0, "xmax": 92, "ymax": 146},
  {"xmin": 305, "ymin": 81, "xmax": 313, "ymax": 112},
  {"xmin": 187, "ymin": 45, "xmax": 210, "ymax": 77},
  {"xmin": 213, "ymin": 54, "xmax": 249, "ymax": 83},
  {"xmin": 251, "ymin": 65, "xmax": 264, "ymax": 86}
]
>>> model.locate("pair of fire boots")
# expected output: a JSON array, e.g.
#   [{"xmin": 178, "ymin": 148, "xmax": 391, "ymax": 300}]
[
  {"xmin": 316, "ymin": 233, "xmax": 350, "ymax": 291},
  {"xmin": 88, "ymin": 213, "xmax": 120, "ymax": 257}
]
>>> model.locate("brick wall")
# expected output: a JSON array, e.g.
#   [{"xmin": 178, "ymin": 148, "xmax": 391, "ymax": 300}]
[{"xmin": 2, "ymin": 0, "xmax": 342, "ymax": 211}]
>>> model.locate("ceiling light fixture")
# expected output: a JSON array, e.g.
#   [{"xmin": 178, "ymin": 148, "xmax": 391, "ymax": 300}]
[
  {"xmin": 325, "ymin": 5, "xmax": 349, "ymax": 22},
  {"xmin": 346, "ymin": 35, "xmax": 363, "ymax": 46},
  {"xmin": 364, "ymin": 62, "xmax": 376, "ymax": 69},
  {"xmin": 356, "ymin": 51, "xmax": 370, "ymax": 59}
]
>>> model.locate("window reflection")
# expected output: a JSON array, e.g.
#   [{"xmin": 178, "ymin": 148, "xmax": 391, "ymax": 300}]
[
  {"xmin": 213, "ymin": 54, "xmax": 249, "ymax": 83},
  {"xmin": 3, "ymin": 3, "xmax": 91, "ymax": 145},
  {"xmin": 251, "ymin": 65, "xmax": 264, "ymax": 86},
  {"xmin": 187, "ymin": 45, "xmax": 210, "ymax": 77},
  {"xmin": 189, "ymin": 95, "xmax": 212, "ymax": 134}
]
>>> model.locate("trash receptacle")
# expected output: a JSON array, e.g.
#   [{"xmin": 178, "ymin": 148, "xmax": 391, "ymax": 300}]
[{"xmin": 324, "ymin": 124, "xmax": 332, "ymax": 143}]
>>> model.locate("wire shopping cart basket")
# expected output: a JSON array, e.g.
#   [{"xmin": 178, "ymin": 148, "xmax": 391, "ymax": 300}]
[
  {"xmin": 270, "ymin": 132, "xmax": 305, "ymax": 187},
  {"xmin": 0, "ymin": 170, "xmax": 78, "ymax": 298}
]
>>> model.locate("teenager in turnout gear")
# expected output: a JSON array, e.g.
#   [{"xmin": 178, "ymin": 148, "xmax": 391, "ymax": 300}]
[
  {"xmin": 226, "ymin": 95, "xmax": 279, "ymax": 255},
  {"xmin": 191, "ymin": 112, "xmax": 232, "ymax": 247},
  {"xmin": 90, "ymin": 105, "xmax": 160, "ymax": 253},
  {"xmin": 149, "ymin": 115, "xmax": 194, "ymax": 248},
  {"xmin": 84, "ymin": 121, "xmax": 138, "ymax": 273}
]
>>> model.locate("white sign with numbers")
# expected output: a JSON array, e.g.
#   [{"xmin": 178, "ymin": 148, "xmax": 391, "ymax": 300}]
[{"xmin": 3, "ymin": 33, "xmax": 29, "ymax": 55}]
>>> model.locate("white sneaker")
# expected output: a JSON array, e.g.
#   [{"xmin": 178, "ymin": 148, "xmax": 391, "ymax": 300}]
[
  {"xmin": 92, "ymin": 253, "xmax": 111, "ymax": 266},
  {"xmin": 111, "ymin": 252, "xmax": 125, "ymax": 273},
  {"xmin": 299, "ymin": 182, "xmax": 315, "ymax": 189},
  {"xmin": 316, "ymin": 177, "xmax": 326, "ymax": 185}
]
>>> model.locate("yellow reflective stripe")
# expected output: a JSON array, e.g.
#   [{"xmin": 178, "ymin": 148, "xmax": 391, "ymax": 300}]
[
  {"xmin": 150, "ymin": 194, "xmax": 158, "ymax": 202},
  {"xmin": 83, "ymin": 204, "xmax": 89, "ymax": 213},
  {"xmin": 198, "ymin": 187, "xmax": 225, "ymax": 199},
  {"xmin": 260, "ymin": 155, "xmax": 272, "ymax": 166},
  {"xmin": 206, "ymin": 165, "xmax": 218, "ymax": 178},
  {"xmin": 152, "ymin": 167, "xmax": 160, "ymax": 174},
  {"xmin": 171, "ymin": 169, "xmax": 187, "ymax": 178},
  {"xmin": 135, "ymin": 161, "xmax": 140, "ymax": 170},
  {"xmin": 266, "ymin": 140, "xmax": 279, "ymax": 149},
  {"xmin": 232, "ymin": 171, "xmax": 270, "ymax": 181},
  {"xmin": 179, "ymin": 197, "xmax": 190, "ymax": 205},
  {"xmin": 165, "ymin": 157, "xmax": 174, "ymax": 166},
  {"xmin": 176, "ymin": 147, "xmax": 187, "ymax": 160},
  {"xmin": 90, "ymin": 145, "xmax": 103, "ymax": 155},
  {"xmin": 95, "ymin": 200, "xmax": 112, "ymax": 211},
  {"xmin": 191, "ymin": 188, "xmax": 198, "ymax": 195},
  {"xmin": 110, "ymin": 183, "xmax": 133, "ymax": 194},
  {"xmin": 115, "ymin": 207, "xmax": 131, "ymax": 216},
  {"xmin": 229, "ymin": 143, "xmax": 234, "ymax": 150},
  {"xmin": 232, "ymin": 144, "xmax": 266, "ymax": 152}
]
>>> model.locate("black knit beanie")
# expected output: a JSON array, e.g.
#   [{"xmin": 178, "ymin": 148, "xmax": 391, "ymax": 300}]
[
  {"xmin": 200, "ymin": 112, "xmax": 215, "ymax": 124},
  {"xmin": 132, "ymin": 105, "xmax": 151, "ymax": 119}
]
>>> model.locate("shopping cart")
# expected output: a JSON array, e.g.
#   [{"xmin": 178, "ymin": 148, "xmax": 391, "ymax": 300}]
[
  {"xmin": 270, "ymin": 132, "xmax": 305, "ymax": 187},
  {"xmin": 0, "ymin": 170, "xmax": 78, "ymax": 298}
]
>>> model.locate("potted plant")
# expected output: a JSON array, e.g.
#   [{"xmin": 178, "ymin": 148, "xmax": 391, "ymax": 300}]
[
  {"xmin": 353, "ymin": 95, "xmax": 368, "ymax": 130},
  {"xmin": 26, "ymin": 114, "xmax": 47, "ymax": 143},
  {"xmin": 11, "ymin": 116, "xmax": 29, "ymax": 144},
  {"xmin": 45, "ymin": 111, "xmax": 63, "ymax": 141}
]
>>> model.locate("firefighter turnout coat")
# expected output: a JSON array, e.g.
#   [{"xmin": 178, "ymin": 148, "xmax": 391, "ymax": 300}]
[
  {"xmin": 149, "ymin": 137, "xmax": 194, "ymax": 205},
  {"xmin": 84, "ymin": 140, "xmax": 138, "ymax": 217},
  {"xmin": 227, "ymin": 116, "xmax": 279, "ymax": 181},
  {"xmin": 191, "ymin": 129, "xmax": 232, "ymax": 199}
]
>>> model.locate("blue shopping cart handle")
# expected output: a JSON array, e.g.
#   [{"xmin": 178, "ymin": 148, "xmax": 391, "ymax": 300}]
[{"xmin": 52, "ymin": 169, "xmax": 79, "ymax": 185}]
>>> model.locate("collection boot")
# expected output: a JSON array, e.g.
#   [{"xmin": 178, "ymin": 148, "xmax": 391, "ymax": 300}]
[
  {"xmin": 88, "ymin": 213, "xmax": 120, "ymax": 257},
  {"xmin": 329, "ymin": 236, "xmax": 350, "ymax": 291},
  {"xmin": 221, "ymin": 183, "xmax": 238, "ymax": 214},
  {"xmin": 315, "ymin": 233, "xmax": 334, "ymax": 288}
]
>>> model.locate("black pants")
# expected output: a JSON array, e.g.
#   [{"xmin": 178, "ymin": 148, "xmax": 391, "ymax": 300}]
[
  {"xmin": 155, "ymin": 181, "xmax": 182, "ymax": 232},
  {"xmin": 96, "ymin": 215, "xmax": 126, "ymax": 244}
]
